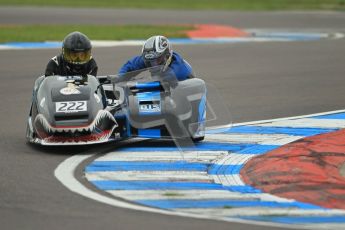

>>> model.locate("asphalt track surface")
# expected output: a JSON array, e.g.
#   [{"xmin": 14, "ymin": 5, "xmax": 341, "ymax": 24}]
[{"xmin": 0, "ymin": 7, "xmax": 345, "ymax": 230}]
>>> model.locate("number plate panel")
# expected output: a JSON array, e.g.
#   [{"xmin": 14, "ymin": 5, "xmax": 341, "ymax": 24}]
[
  {"xmin": 139, "ymin": 101, "xmax": 161, "ymax": 114},
  {"xmin": 56, "ymin": 101, "xmax": 87, "ymax": 113}
]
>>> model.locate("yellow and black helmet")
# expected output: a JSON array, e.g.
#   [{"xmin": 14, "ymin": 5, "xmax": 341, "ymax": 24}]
[{"xmin": 62, "ymin": 31, "xmax": 92, "ymax": 65}]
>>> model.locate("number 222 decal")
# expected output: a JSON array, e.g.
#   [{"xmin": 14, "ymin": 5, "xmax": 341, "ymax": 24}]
[{"xmin": 56, "ymin": 101, "xmax": 87, "ymax": 113}]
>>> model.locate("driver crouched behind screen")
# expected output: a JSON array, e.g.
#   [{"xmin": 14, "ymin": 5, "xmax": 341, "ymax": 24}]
[
  {"xmin": 44, "ymin": 31, "xmax": 98, "ymax": 77},
  {"xmin": 118, "ymin": 35, "xmax": 195, "ymax": 80}
]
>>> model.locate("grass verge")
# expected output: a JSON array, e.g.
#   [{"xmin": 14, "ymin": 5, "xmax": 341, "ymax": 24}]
[
  {"xmin": 0, "ymin": 24, "xmax": 193, "ymax": 43},
  {"xmin": 0, "ymin": 0, "xmax": 344, "ymax": 10}
]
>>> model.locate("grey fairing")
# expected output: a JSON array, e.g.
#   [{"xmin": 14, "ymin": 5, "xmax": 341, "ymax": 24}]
[
  {"xmin": 35, "ymin": 75, "xmax": 104, "ymax": 127},
  {"xmin": 127, "ymin": 78, "xmax": 206, "ymax": 130}
]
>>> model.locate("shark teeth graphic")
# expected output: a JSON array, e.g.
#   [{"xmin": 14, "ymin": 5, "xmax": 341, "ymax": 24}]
[{"xmin": 34, "ymin": 110, "xmax": 118, "ymax": 145}]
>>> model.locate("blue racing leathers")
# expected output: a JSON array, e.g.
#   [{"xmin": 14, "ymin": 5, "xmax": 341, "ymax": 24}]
[{"xmin": 118, "ymin": 52, "xmax": 194, "ymax": 81}]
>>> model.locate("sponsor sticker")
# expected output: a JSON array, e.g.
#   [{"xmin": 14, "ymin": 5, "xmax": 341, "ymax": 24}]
[
  {"xmin": 139, "ymin": 101, "xmax": 161, "ymax": 113},
  {"xmin": 60, "ymin": 83, "xmax": 81, "ymax": 95}
]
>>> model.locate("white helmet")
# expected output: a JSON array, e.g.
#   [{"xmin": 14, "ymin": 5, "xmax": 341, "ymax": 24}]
[{"xmin": 142, "ymin": 35, "xmax": 172, "ymax": 71}]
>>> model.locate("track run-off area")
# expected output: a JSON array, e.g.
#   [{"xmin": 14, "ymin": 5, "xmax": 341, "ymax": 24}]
[{"xmin": 56, "ymin": 110, "xmax": 345, "ymax": 230}]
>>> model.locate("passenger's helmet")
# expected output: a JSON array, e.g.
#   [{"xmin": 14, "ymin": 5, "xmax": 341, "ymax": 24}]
[
  {"xmin": 62, "ymin": 31, "xmax": 92, "ymax": 74},
  {"xmin": 142, "ymin": 35, "xmax": 172, "ymax": 72}
]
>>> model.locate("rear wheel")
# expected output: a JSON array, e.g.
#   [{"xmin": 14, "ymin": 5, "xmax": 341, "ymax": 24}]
[
  {"xmin": 192, "ymin": 136, "xmax": 204, "ymax": 143},
  {"xmin": 187, "ymin": 98, "xmax": 206, "ymax": 143}
]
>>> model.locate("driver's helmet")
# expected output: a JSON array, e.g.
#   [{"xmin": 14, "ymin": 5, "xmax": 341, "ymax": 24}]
[
  {"xmin": 62, "ymin": 31, "xmax": 92, "ymax": 74},
  {"xmin": 142, "ymin": 35, "xmax": 172, "ymax": 72}
]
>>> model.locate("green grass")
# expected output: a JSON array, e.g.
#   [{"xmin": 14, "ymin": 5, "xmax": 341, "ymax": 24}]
[
  {"xmin": 0, "ymin": 24, "xmax": 193, "ymax": 43},
  {"xmin": 0, "ymin": 0, "xmax": 344, "ymax": 10}
]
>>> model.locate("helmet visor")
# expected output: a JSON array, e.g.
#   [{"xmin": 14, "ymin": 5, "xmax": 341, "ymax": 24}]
[
  {"xmin": 144, "ymin": 53, "xmax": 167, "ymax": 67},
  {"xmin": 63, "ymin": 48, "xmax": 91, "ymax": 64}
]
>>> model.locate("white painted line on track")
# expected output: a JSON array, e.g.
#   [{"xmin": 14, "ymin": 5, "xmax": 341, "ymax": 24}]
[
  {"xmin": 333, "ymin": 33, "xmax": 345, "ymax": 39},
  {"xmin": 210, "ymin": 154, "xmax": 256, "ymax": 187},
  {"xmin": 208, "ymin": 110, "xmax": 345, "ymax": 134},
  {"xmin": 92, "ymin": 40, "xmax": 143, "ymax": 47},
  {"xmin": 213, "ymin": 153, "xmax": 256, "ymax": 166},
  {"xmin": 305, "ymin": 223, "xmax": 345, "ymax": 230},
  {"xmin": 176, "ymin": 207, "xmax": 345, "ymax": 217},
  {"xmin": 106, "ymin": 190, "xmax": 293, "ymax": 202},
  {"xmin": 0, "ymin": 45, "xmax": 13, "ymax": 50},
  {"xmin": 232, "ymin": 109, "xmax": 345, "ymax": 127},
  {"xmin": 95, "ymin": 151, "xmax": 228, "ymax": 162},
  {"xmin": 258, "ymin": 118, "xmax": 345, "ymax": 129},
  {"xmin": 205, "ymin": 133, "xmax": 304, "ymax": 145},
  {"xmin": 86, "ymin": 171, "xmax": 211, "ymax": 182},
  {"xmin": 211, "ymin": 174, "xmax": 246, "ymax": 186}
]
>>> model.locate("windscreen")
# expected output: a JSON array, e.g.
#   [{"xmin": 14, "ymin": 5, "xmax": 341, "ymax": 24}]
[{"xmin": 109, "ymin": 66, "xmax": 233, "ymax": 157}]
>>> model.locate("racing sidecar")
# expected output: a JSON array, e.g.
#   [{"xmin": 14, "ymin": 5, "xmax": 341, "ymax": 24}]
[
  {"xmin": 26, "ymin": 74, "xmax": 118, "ymax": 145},
  {"xmin": 26, "ymin": 67, "xmax": 206, "ymax": 145}
]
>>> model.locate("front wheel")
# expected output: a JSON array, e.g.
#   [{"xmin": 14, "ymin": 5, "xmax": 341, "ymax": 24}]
[{"xmin": 26, "ymin": 117, "xmax": 36, "ymax": 143}]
